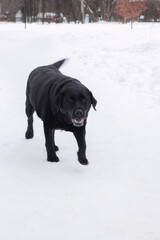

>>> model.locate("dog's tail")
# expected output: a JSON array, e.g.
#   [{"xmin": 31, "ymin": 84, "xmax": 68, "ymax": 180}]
[{"xmin": 52, "ymin": 59, "xmax": 67, "ymax": 69}]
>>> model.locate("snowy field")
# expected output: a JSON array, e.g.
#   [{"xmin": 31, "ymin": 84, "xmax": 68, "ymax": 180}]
[{"xmin": 0, "ymin": 22, "xmax": 160, "ymax": 240}]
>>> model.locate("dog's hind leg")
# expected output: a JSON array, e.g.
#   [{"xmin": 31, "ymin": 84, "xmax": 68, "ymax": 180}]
[{"xmin": 25, "ymin": 97, "xmax": 34, "ymax": 139}]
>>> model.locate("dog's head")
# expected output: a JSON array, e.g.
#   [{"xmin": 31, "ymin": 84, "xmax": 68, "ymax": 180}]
[{"xmin": 55, "ymin": 83, "xmax": 97, "ymax": 127}]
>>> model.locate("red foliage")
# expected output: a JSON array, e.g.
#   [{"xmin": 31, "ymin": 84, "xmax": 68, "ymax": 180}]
[{"xmin": 114, "ymin": 0, "xmax": 147, "ymax": 22}]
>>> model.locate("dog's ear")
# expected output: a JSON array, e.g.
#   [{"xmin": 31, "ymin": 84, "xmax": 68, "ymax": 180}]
[
  {"xmin": 54, "ymin": 87, "xmax": 66, "ymax": 110},
  {"xmin": 90, "ymin": 91, "xmax": 97, "ymax": 110}
]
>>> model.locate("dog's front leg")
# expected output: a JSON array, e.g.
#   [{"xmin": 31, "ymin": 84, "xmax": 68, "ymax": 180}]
[
  {"xmin": 43, "ymin": 124, "xmax": 59, "ymax": 162},
  {"xmin": 73, "ymin": 128, "xmax": 88, "ymax": 165}
]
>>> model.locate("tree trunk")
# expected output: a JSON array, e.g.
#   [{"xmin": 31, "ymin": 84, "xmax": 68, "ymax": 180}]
[{"xmin": 81, "ymin": 0, "xmax": 85, "ymax": 23}]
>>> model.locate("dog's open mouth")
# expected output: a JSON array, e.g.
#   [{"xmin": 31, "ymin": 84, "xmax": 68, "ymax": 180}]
[{"xmin": 72, "ymin": 118, "xmax": 84, "ymax": 127}]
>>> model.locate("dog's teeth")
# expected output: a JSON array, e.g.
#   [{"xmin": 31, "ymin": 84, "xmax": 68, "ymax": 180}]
[{"xmin": 75, "ymin": 119, "xmax": 83, "ymax": 123}]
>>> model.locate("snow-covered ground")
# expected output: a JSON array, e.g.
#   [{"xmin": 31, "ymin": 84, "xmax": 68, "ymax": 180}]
[{"xmin": 0, "ymin": 22, "xmax": 160, "ymax": 240}]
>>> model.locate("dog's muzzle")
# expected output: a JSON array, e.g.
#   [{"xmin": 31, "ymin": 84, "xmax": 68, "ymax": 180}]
[
  {"xmin": 72, "ymin": 118, "xmax": 85, "ymax": 127},
  {"xmin": 72, "ymin": 109, "xmax": 86, "ymax": 127},
  {"xmin": 60, "ymin": 108, "xmax": 87, "ymax": 127}
]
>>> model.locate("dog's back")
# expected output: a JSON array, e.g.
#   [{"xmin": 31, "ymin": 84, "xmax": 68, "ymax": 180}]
[{"xmin": 26, "ymin": 59, "xmax": 66, "ymax": 110}]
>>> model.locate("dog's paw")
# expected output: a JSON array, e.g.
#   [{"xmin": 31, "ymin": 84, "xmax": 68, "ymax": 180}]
[
  {"xmin": 78, "ymin": 157, "xmax": 89, "ymax": 165},
  {"xmin": 47, "ymin": 155, "xmax": 59, "ymax": 163},
  {"xmin": 55, "ymin": 145, "xmax": 59, "ymax": 151},
  {"xmin": 25, "ymin": 130, "xmax": 33, "ymax": 139}
]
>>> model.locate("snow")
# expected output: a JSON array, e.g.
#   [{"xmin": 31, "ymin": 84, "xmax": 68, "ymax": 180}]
[{"xmin": 0, "ymin": 22, "xmax": 160, "ymax": 240}]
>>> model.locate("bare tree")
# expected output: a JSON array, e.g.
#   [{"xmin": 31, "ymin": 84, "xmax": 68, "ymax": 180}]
[
  {"xmin": 25, "ymin": 0, "xmax": 40, "ymax": 22},
  {"xmin": 144, "ymin": 0, "xmax": 160, "ymax": 21},
  {"xmin": 83, "ymin": 0, "xmax": 116, "ymax": 22},
  {"xmin": 44, "ymin": 0, "xmax": 81, "ymax": 23},
  {"xmin": 0, "ymin": 0, "xmax": 23, "ymax": 21},
  {"xmin": 101, "ymin": 0, "xmax": 117, "ymax": 21}
]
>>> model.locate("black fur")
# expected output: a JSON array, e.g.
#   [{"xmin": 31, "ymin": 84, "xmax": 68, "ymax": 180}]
[{"xmin": 25, "ymin": 59, "xmax": 97, "ymax": 165}]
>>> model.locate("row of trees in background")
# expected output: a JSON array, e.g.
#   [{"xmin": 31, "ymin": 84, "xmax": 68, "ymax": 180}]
[{"xmin": 0, "ymin": 0, "xmax": 160, "ymax": 23}]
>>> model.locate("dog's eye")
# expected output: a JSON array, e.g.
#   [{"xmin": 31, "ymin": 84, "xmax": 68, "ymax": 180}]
[
  {"xmin": 68, "ymin": 98, "xmax": 74, "ymax": 103},
  {"xmin": 82, "ymin": 98, "xmax": 87, "ymax": 103}
]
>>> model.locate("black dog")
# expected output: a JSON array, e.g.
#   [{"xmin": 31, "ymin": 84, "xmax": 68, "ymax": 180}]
[{"xmin": 25, "ymin": 59, "xmax": 97, "ymax": 165}]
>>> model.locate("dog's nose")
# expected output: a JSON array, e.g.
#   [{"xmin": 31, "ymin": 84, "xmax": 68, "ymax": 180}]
[{"xmin": 75, "ymin": 109, "xmax": 83, "ymax": 118}]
